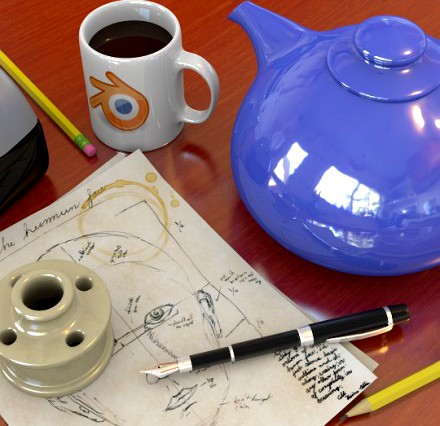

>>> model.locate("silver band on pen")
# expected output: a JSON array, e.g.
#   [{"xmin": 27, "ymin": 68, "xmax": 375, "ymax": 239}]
[
  {"xmin": 228, "ymin": 345, "xmax": 236, "ymax": 363},
  {"xmin": 297, "ymin": 325, "xmax": 314, "ymax": 346},
  {"xmin": 177, "ymin": 356, "xmax": 192, "ymax": 373},
  {"xmin": 383, "ymin": 306, "xmax": 393, "ymax": 326}
]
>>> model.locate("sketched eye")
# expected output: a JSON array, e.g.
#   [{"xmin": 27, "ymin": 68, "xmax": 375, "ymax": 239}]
[
  {"xmin": 144, "ymin": 304, "xmax": 175, "ymax": 328},
  {"xmin": 89, "ymin": 71, "xmax": 149, "ymax": 131}
]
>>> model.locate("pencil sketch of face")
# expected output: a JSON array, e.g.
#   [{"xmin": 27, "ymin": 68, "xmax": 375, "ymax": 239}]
[{"xmin": 37, "ymin": 186, "xmax": 256, "ymax": 424}]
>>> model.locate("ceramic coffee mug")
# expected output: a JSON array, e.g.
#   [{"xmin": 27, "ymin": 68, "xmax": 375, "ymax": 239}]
[{"xmin": 79, "ymin": 0, "xmax": 219, "ymax": 152}]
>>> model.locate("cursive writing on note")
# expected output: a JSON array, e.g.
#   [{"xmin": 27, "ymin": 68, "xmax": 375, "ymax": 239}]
[
  {"xmin": 168, "ymin": 314, "xmax": 194, "ymax": 329},
  {"xmin": 276, "ymin": 344, "xmax": 370, "ymax": 404},
  {"xmin": 78, "ymin": 241, "xmax": 95, "ymax": 261},
  {"xmin": 83, "ymin": 187, "xmax": 106, "ymax": 209},
  {"xmin": 220, "ymin": 393, "xmax": 272, "ymax": 411},
  {"xmin": 125, "ymin": 295, "xmax": 141, "ymax": 315},
  {"xmin": 110, "ymin": 245, "xmax": 128, "ymax": 263},
  {"xmin": 0, "ymin": 236, "xmax": 15, "ymax": 255},
  {"xmin": 220, "ymin": 269, "xmax": 262, "ymax": 296},
  {"xmin": 22, "ymin": 202, "xmax": 81, "ymax": 240},
  {"xmin": 220, "ymin": 270, "xmax": 262, "ymax": 286}
]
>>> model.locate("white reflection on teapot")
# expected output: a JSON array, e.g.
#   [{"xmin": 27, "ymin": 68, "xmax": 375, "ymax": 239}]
[
  {"xmin": 273, "ymin": 142, "xmax": 309, "ymax": 184},
  {"xmin": 307, "ymin": 219, "xmax": 377, "ymax": 249},
  {"xmin": 314, "ymin": 166, "xmax": 381, "ymax": 217},
  {"xmin": 411, "ymin": 105, "xmax": 425, "ymax": 129}
]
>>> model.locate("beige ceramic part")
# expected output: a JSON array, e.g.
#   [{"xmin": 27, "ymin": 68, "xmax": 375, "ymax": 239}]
[{"xmin": 0, "ymin": 259, "xmax": 113, "ymax": 397}]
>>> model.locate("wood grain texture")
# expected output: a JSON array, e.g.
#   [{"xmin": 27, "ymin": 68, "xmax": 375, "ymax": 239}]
[{"xmin": 0, "ymin": 1, "xmax": 439, "ymax": 425}]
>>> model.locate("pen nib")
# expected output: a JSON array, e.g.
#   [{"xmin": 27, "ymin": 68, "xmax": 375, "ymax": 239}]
[{"xmin": 140, "ymin": 361, "xmax": 179, "ymax": 379}]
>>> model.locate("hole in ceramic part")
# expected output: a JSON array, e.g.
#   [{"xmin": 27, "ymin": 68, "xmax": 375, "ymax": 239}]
[
  {"xmin": 0, "ymin": 329, "xmax": 17, "ymax": 345},
  {"xmin": 75, "ymin": 276, "xmax": 93, "ymax": 292},
  {"xmin": 22, "ymin": 276, "xmax": 64, "ymax": 311},
  {"xmin": 66, "ymin": 330, "xmax": 85, "ymax": 347},
  {"xmin": 10, "ymin": 275, "xmax": 22, "ymax": 288}
]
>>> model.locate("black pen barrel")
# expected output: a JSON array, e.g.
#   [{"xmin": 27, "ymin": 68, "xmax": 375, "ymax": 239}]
[
  {"xmin": 190, "ymin": 330, "xmax": 301, "ymax": 369},
  {"xmin": 190, "ymin": 347, "xmax": 231, "ymax": 369},
  {"xmin": 188, "ymin": 305, "xmax": 409, "ymax": 371},
  {"xmin": 233, "ymin": 329, "xmax": 301, "ymax": 361},
  {"xmin": 310, "ymin": 304, "xmax": 409, "ymax": 344}
]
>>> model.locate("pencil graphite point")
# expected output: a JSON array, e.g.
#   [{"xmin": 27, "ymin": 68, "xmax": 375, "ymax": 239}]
[
  {"xmin": 342, "ymin": 397, "xmax": 372, "ymax": 418},
  {"xmin": 342, "ymin": 360, "xmax": 440, "ymax": 419}
]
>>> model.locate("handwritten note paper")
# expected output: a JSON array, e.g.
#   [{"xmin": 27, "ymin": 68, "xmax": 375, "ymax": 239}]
[{"xmin": 0, "ymin": 151, "xmax": 376, "ymax": 425}]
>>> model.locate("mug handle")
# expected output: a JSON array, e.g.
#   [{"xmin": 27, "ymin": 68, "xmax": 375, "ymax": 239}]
[{"xmin": 176, "ymin": 50, "xmax": 219, "ymax": 123}]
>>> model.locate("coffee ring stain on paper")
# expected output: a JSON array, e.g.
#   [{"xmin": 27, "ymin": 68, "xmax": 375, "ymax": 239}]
[
  {"xmin": 79, "ymin": 177, "xmax": 170, "ymax": 264},
  {"xmin": 34, "ymin": 176, "xmax": 259, "ymax": 424}
]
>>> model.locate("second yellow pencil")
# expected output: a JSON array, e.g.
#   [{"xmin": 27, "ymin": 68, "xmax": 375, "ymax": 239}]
[{"xmin": 343, "ymin": 360, "xmax": 440, "ymax": 418}]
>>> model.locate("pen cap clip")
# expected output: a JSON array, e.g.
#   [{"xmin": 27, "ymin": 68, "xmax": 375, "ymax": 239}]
[
  {"xmin": 326, "ymin": 306, "xmax": 395, "ymax": 344},
  {"xmin": 325, "ymin": 323, "xmax": 393, "ymax": 343}
]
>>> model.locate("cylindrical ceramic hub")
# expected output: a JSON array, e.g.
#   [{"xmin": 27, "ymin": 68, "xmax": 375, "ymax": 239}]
[{"xmin": 0, "ymin": 260, "xmax": 113, "ymax": 397}]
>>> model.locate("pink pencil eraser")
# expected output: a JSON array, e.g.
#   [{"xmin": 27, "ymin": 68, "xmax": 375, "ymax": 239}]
[{"xmin": 83, "ymin": 144, "xmax": 97, "ymax": 157}]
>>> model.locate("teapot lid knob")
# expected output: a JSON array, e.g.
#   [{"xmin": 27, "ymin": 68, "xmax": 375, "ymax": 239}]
[
  {"xmin": 354, "ymin": 16, "xmax": 426, "ymax": 67},
  {"xmin": 327, "ymin": 15, "xmax": 440, "ymax": 102}
]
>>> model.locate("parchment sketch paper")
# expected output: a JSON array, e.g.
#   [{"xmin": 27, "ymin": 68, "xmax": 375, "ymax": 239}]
[{"xmin": 0, "ymin": 151, "xmax": 376, "ymax": 426}]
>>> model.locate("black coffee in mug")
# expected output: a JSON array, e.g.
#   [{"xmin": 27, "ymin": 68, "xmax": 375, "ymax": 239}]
[{"xmin": 89, "ymin": 20, "xmax": 173, "ymax": 58}]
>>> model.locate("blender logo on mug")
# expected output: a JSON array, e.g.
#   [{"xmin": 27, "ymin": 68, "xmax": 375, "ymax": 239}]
[
  {"xmin": 89, "ymin": 71, "xmax": 149, "ymax": 131},
  {"xmin": 79, "ymin": 1, "xmax": 219, "ymax": 152}
]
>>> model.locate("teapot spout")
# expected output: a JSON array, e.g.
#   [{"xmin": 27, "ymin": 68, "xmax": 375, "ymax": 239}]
[{"xmin": 229, "ymin": 2, "xmax": 313, "ymax": 68}]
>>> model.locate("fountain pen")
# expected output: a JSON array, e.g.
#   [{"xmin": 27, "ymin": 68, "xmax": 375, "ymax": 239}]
[{"xmin": 140, "ymin": 304, "xmax": 409, "ymax": 379}]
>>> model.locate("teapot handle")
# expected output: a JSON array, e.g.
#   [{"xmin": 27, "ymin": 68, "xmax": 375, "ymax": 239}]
[{"xmin": 176, "ymin": 50, "xmax": 220, "ymax": 124}]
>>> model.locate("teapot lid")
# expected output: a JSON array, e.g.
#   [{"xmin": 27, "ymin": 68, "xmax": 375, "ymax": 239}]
[{"xmin": 327, "ymin": 16, "xmax": 440, "ymax": 102}]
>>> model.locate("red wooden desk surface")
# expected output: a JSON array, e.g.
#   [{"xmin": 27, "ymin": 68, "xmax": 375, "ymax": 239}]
[{"xmin": 0, "ymin": 1, "xmax": 439, "ymax": 425}]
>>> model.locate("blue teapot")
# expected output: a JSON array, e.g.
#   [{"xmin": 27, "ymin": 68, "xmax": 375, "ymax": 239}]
[{"xmin": 229, "ymin": 2, "xmax": 440, "ymax": 276}]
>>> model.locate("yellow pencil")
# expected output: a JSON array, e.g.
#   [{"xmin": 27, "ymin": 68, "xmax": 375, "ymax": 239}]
[
  {"xmin": 0, "ymin": 50, "xmax": 96, "ymax": 157},
  {"xmin": 342, "ymin": 360, "xmax": 440, "ymax": 418}
]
